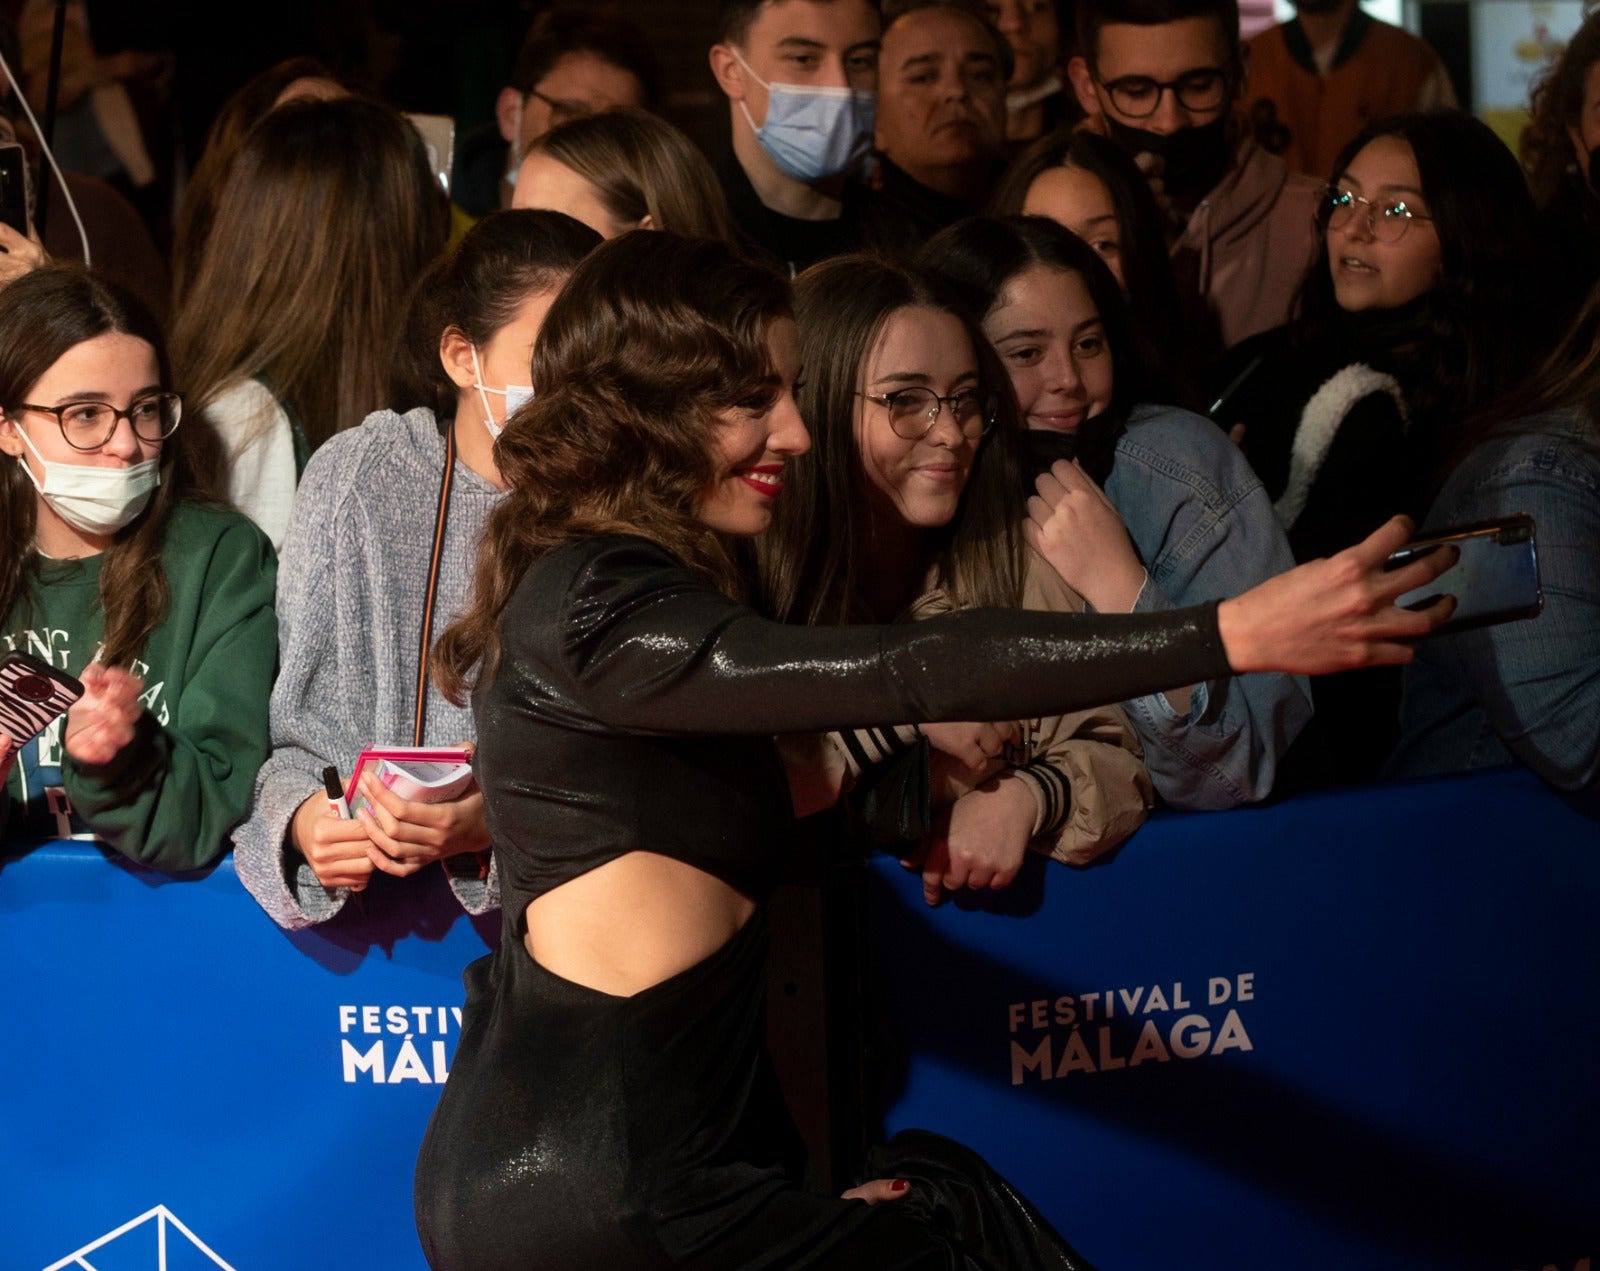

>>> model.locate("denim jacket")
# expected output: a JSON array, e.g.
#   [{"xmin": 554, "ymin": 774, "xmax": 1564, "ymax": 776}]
[
  {"xmin": 1386, "ymin": 408, "xmax": 1600, "ymax": 791},
  {"xmin": 1104, "ymin": 404, "xmax": 1314, "ymax": 808}
]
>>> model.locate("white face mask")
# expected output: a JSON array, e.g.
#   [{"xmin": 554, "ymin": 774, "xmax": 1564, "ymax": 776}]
[
  {"xmin": 12, "ymin": 421, "xmax": 160, "ymax": 537},
  {"xmin": 469, "ymin": 345, "xmax": 534, "ymax": 441},
  {"xmin": 729, "ymin": 46, "xmax": 876, "ymax": 183}
]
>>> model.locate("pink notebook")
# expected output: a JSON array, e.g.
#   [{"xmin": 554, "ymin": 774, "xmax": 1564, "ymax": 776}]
[{"xmin": 344, "ymin": 746, "xmax": 474, "ymax": 817}]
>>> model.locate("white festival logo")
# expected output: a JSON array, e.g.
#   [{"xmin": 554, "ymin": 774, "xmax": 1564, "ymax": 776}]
[{"xmin": 42, "ymin": 1204, "xmax": 236, "ymax": 1271}]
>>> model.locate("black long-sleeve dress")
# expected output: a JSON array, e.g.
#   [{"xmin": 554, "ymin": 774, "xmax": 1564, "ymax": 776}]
[{"xmin": 413, "ymin": 535, "xmax": 1231, "ymax": 1269}]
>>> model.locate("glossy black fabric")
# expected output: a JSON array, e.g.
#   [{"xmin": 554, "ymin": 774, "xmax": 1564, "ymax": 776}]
[{"xmin": 414, "ymin": 534, "xmax": 1228, "ymax": 1268}]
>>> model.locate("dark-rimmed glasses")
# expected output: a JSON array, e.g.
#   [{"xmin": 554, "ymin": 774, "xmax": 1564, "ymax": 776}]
[
  {"xmin": 15, "ymin": 391, "xmax": 183, "ymax": 451},
  {"xmin": 1321, "ymin": 187, "xmax": 1434, "ymax": 243},
  {"xmin": 857, "ymin": 387, "xmax": 997, "ymax": 440},
  {"xmin": 1096, "ymin": 68, "xmax": 1230, "ymax": 119}
]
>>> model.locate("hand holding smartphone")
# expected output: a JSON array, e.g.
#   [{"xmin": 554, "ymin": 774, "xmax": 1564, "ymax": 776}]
[
  {"xmin": 1384, "ymin": 514, "xmax": 1542, "ymax": 636},
  {"xmin": 0, "ymin": 651, "xmax": 84, "ymax": 745}
]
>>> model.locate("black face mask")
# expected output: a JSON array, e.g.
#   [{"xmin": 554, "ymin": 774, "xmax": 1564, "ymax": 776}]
[
  {"xmin": 1021, "ymin": 413, "xmax": 1124, "ymax": 487},
  {"xmin": 1105, "ymin": 114, "xmax": 1233, "ymax": 200}
]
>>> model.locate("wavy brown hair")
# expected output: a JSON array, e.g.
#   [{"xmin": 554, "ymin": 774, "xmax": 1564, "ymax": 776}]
[
  {"xmin": 754, "ymin": 253, "xmax": 1025, "ymax": 626},
  {"xmin": 171, "ymin": 96, "xmax": 448, "ymax": 492},
  {"xmin": 432, "ymin": 231, "xmax": 792, "ymax": 704},
  {"xmin": 1521, "ymin": 12, "xmax": 1600, "ymax": 207},
  {"xmin": 0, "ymin": 266, "xmax": 202, "ymax": 670}
]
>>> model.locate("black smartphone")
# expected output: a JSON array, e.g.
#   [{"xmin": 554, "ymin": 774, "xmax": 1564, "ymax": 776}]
[
  {"xmin": 0, "ymin": 142, "xmax": 28, "ymax": 235},
  {"xmin": 0, "ymin": 651, "xmax": 83, "ymax": 744},
  {"xmin": 1384, "ymin": 514, "xmax": 1543, "ymax": 636}
]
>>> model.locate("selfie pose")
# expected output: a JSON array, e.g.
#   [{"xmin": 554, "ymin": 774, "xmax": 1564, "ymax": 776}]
[
  {"xmin": 411, "ymin": 232, "xmax": 1453, "ymax": 1269},
  {"xmin": 0, "ymin": 266, "xmax": 275, "ymax": 869}
]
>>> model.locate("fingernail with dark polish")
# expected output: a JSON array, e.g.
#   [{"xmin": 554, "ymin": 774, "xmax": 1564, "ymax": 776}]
[{"xmin": 890, "ymin": 1179, "xmax": 908, "ymax": 1193}]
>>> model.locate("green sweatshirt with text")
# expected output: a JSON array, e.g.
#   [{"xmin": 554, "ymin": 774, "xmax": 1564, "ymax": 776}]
[{"xmin": 2, "ymin": 502, "xmax": 277, "ymax": 871}]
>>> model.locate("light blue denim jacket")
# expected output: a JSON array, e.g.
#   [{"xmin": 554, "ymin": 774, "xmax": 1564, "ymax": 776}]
[
  {"xmin": 1386, "ymin": 408, "xmax": 1600, "ymax": 791},
  {"xmin": 1103, "ymin": 404, "xmax": 1313, "ymax": 809}
]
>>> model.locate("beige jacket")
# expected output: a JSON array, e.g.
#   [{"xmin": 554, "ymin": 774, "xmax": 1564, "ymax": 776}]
[{"xmin": 903, "ymin": 553, "xmax": 1154, "ymax": 866}]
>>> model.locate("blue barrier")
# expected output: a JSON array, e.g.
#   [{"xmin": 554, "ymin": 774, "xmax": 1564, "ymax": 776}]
[
  {"xmin": 865, "ymin": 766, "xmax": 1600, "ymax": 1271},
  {"xmin": 0, "ymin": 851, "xmax": 493, "ymax": 1270},
  {"xmin": 2, "ymin": 765, "xmax": 1595, "ymax": 1270}
]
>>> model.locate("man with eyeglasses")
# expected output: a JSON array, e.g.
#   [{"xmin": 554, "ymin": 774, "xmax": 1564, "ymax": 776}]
[
  {"xmin": 452, "ymin": 7, "xmax": 658, "ymax": 219},
  {"xmin": 1067, "ymin": 0, "xmax": 1321, "ymax": 357}
]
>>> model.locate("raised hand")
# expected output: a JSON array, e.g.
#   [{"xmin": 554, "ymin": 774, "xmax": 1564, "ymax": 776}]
[
  {"xmin": 63, "ymin": 663, "xmax": 142, "ymax": 766},
  {"xmin": 1024, "ymin": 457, "xmax": 1147, "ymax": 613}
]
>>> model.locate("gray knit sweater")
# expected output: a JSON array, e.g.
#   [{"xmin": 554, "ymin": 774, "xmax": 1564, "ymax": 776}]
[{"xmin": 232, "ymin": 408, "xmax": 504, "ymax": 929}]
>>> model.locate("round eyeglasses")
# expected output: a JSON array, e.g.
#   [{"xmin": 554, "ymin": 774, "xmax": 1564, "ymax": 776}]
[
  {"xmin": 857, "ymin": 387, "xmax": 997, "ymax": 441},
  {"xmin": 1322, "ymin": 187, "xmax": 1434, "ymax": 243},
  {"xmin": 16, "ymin": 391, "xmax": 183, "ymax": 452},
  {"xmin": 1097, "ymin": 68, "xmax": 1230, "ymax": 119}
]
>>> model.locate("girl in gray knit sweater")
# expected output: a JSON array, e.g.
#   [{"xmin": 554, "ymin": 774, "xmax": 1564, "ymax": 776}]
[{"xmin": 232, "ymin": 211, "xmax": 601, "ymax": 929}]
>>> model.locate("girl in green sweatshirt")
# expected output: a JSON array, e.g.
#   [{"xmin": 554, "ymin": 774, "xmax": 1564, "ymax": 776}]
[{"xmin": 0, "ymin": 266, "xmax": 276, "ymax": 871}]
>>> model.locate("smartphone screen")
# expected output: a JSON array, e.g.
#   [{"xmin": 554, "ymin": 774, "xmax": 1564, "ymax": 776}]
[
  {"xmin": 1388, "ymin": 515, "xmax": 1542, "ymax": 636},
  {"xmin": 0, "ymin": 142, "xmax": 29, "ymax": 235}
]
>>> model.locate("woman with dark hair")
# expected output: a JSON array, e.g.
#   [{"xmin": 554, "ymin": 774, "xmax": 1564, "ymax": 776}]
[
  {"xmin": 1230, "ymin": 111, "xmax": 1549, "ymax": 563},
  {"xmin": 0, "ymin": 266, "xmax": 276, "ymax": 869},
  {"xmin": 231, "ymin": 210, "xmax": 599, "ymax": 931},
  {"xmin": 1386, "ymin": 283, "xmax": 1600, "ymax": 791},
  {"xmin": 990, "ymin": 128, "xmax": 1186, "ymax": 397},
  {"xmin": 512, "ymin": 107, "xmax": 736, "ymax": 240},
  {"xmin": 1520, "ymin": 10, "xmax": 1600, "ymax": 295},
  {"xmin": 170, "ymin": 96, "xmax": 449, "ymax": 549},
  {"xmin": 1219, "ymin": 111, "xmax": 1547, "ymax": 783},
  {"xmin": 410, "ymin": 229, "xmax": 1453, "ymax": 1268},
  {"xmin": 923, "ymin": 214, "xmax": 1310, "ymax": 810},
  {"xmin": 758, "ymin": 253, "xmax": 1152, "ymax": 899}
]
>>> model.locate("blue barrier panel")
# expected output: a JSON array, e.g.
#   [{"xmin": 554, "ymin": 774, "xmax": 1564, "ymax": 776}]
[
  {"xmin": 4, "ymin": 766, "xmax": 1596, "ymax": 1269},
  {"xmin": 0, "ymin": 848, "xmax": 494, "ymax": 1270},
  {"xmin": 865, "ymin": 766, "xmax": 1600, "ymax": 1271}
]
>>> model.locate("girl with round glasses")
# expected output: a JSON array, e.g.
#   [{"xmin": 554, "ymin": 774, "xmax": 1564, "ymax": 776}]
[
  {"xmin": 757, "ymin": 254, "xmax": 1152, "ymax": 899},
  {"xmin": 0, "ymin": 266, "xmax": 276, "ymax": 870},
  {"xmin": 1223, "ymin": 112, "xmax": 1549, "ymax": 565},
  {"xmin": 1214, "ymin": 111, "xmax": 1551, "ymax": 783}
]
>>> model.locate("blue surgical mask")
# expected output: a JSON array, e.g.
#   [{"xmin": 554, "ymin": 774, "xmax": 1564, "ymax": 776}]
[
  {"xmin": 731, "ymin": 47, "xmax": 875, "ymax": 183},
  {"xmin": 470, "ymin": 345, "xmax": 533, "ymax": 441}
]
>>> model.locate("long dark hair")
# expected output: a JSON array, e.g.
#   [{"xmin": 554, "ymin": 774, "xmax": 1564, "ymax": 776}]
[
  {"xmin": 391, "ymin": 210, "xmax": 602, "ymax": 418},
  {"xmin": 989, "ymin": 128, "xmax": 1185, "ymax": 395},
  {"xmin": 755, "ymin": 253, "xmax": 1025, "ymax": 627},
  {"xmin": 172, "ymin": 96, "xmax": 449, "ymax": 489},
  {"xmin": 1449, "ymin": 276, "xmax": 1600, "ymax": 469},
  {"xmin": 920, "ymin": 214, "xmax": 1148, "ymax": 482},
  {"xmin": 433, "ymin": 232, "xmax": 792, "ymax": 703},
  {"xmin": 1294, "ymin": 112, "xmax": 1550, "ymax": 457},
  {"xmin": 0, "ymin": 266, "xmax": 197, "ymax": 670}
]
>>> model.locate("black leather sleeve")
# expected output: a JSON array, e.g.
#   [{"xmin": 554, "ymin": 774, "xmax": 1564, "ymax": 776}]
[{"xmin": 510, "ymin": 535, "xmax": 1231, "ymax": 737}]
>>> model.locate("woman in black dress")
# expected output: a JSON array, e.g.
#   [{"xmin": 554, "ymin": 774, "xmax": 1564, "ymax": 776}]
[{"xmin": 413, "ymin": 232, "xmax": 1454, "ymax": 1270}]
